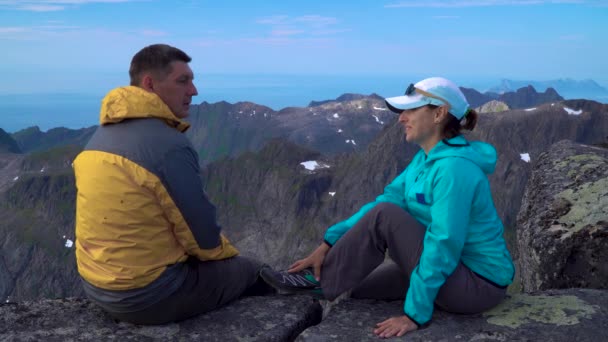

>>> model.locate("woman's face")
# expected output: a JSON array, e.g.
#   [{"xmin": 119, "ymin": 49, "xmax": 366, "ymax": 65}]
[{"xmin": 398, "ymin": 105, "xmax": 438, "ymax": 143}]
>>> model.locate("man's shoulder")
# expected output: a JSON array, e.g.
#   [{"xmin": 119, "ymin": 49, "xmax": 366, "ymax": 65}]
[
  {"xmin": 99, "ymin": 118, "xmax": 189, "ymax": 144},
  {"xmin": 85, "ymin": 118, "xmax": 193, "ymax": 168}
]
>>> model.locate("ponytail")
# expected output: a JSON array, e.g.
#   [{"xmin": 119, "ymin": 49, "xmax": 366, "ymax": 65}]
[
  {"xmin": 442, "ymin": 108, "xmax": 478, "ymax": 138},
  {"xmin": 461, "ymin": 109, "xmax": 478, "ymax": 131}
]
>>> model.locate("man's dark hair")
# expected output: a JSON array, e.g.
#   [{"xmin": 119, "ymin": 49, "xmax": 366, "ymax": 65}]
[{"xmin": 129, "ymin": 44, "xmax": 192, "ymax": 86}]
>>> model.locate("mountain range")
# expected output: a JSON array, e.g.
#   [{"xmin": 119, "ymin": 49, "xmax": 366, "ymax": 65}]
[
  {"xmin": 488, "ymin": 78, "xmax": 608, "ymax": 102},
  {"xmin": 6, "ymin": 85, "xmax": 567, "ymax": 166},
  {"xmin": 460, "ymin": 86, "xmax": 563, "ymax": 109},
  {"xmin": 1, "ymin": 87, "xmax": 607, "ymax": 300},
  {"xmin": 0, "ymin": 128, "xmax": 21, "ymax": 154}
]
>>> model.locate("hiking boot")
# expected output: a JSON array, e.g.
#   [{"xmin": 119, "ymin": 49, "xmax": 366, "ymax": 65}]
[{"xmin": 259, "ymin": 267, "xmax": 324, "ymax": 299}]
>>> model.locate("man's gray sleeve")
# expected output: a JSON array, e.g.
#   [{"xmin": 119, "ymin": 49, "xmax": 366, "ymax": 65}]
[{"xmin": 159, "ymin": 145, "xmax": 221, "ymax": 249}]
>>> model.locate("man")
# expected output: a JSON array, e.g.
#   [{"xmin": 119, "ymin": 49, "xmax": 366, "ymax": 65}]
[{"xmin": 73, "ymin": 44, "xmax": 269, "ymax": 325}]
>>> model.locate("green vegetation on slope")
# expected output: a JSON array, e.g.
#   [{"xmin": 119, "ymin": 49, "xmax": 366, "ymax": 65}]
[
  {"xmin": 11, "ymin": 126, "xmax": 95, "ymax": 153},
  {"xmin": 0, "ymin": 128, "xmax": 22, "ymax": 154}
]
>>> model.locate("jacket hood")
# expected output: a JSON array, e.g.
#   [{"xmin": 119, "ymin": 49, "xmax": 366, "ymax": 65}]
[
  {"xmin": 426, "ymin": 135, "xmax": 497, "ymax": 174},
  {"xmin": 99, "ymin": 86, "xmax": 190, "ymax": 132}
]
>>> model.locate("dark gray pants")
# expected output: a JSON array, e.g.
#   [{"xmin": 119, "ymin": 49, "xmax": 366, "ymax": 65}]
[
  {"xmin": 321, "ymin": 203, "xmax": 506, "ymax": 315},
  {"xmin": 108, "ymin": 256, "xmax": 266, "ymax": 325}
]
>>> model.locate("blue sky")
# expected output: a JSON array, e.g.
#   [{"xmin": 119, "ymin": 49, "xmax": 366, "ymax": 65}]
[{"xmin": 1, "ymin": 0, "xmax": 607, "ymax": 97}]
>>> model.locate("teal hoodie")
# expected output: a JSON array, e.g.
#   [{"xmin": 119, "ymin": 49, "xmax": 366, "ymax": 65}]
[{"xmin": 324, "ymin": 135, "xmax": 514, "ymax": 325}]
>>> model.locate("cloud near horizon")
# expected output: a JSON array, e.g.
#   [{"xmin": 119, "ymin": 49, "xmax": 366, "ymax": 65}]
[
  {"xmin": 0, "ymin": 24, "xmax": 84, "ymax": 40},
  {"xmin": 0, "ymin": 27, "xmax": 27, "ymax": 33},
  {"xmin": 0, "ymin": 0, "xmax": 134, "ymax": 12},
  {"xmin": 254, "ymin": 14, "xmax": 344, "ymax": 43},
  {"xmin": 384, "ymin": 0, "xmax": 599, "ymax": 8}
]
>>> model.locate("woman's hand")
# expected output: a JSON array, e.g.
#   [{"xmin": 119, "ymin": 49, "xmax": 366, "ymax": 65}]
[
  {"xmin": 373, "ymin": 315, "xmax": 418, "ymax": 338},
  {"xmin": 288, "ymin": 243, "xmax": 330, "ymax": 281}
]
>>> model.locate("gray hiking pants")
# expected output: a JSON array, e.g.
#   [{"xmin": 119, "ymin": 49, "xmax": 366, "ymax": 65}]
[
  {"xmin": 107, "ymin": 256, "xmax": 266, "ymax": 325},
  {"xmin": 320, "ymin": 202, "xmax": 507, "ymax": 316}
]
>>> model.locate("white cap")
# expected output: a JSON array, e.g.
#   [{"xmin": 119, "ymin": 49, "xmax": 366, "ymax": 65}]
[{"xmin": 385, "ymin": 77, "xmax": 470, "ymax": 119}]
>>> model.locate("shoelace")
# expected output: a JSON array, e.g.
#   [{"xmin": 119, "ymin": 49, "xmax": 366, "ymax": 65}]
[{"xmin": 280, "ymin": 272, "xmax": 317, "ymax": 288}]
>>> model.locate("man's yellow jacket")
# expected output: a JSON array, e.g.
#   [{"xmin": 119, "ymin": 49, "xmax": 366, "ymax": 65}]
[{"xmin": 74, "ymin": 86, "xmax": 238, "ymax": 291}]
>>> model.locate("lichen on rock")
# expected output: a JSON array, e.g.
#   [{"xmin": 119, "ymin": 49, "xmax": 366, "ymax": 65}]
[
  {"xmin": 555, "ymin": 177, "xmax": 608, "ymax": 233},
  {"xmin": 517, "ymin": 140, "xmax": 608, "ymax": 291},
  {"xmin": 484, "ymin": 293, "xmax": 597, "ymax": 328}
]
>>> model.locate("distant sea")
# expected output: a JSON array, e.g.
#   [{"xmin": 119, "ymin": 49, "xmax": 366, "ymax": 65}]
[
  {"xmin": 1, "ymin": 73, "xmax": 606, "ymax": 133},
  {"xmin": 1, "ymin": 93, "xmax": 102, "ymax": 133},
  {"xmin": 0, "ymin": 74, "xmax": 421, "ymax": 133}
]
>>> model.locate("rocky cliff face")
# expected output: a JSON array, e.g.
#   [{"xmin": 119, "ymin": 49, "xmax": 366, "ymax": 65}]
[
  {"xmin": 201, "ymin": 122, "xmax": 417, "ymax": 268},
  {"xmin": 469, "ymin": 100, "xmax": 608, "ymax": 233},
  {"xmin": 517, "ymin": 140, "xmax": 608, "ymax": 292},
  {"xmin": 186, "ymin": 101, "xmax": 282, "ymax": 166},
  {"xmin": 0, "ymin": 146, "xmax": 82, "ymax": 302},
  {"xmin": 187, "ymin": 94, "xmax": 394, "ymax": 165},
  {"xmin": 201, "ymin": 139, "xmax": 328, "ymax": 266},
  {"xmin": 0, "ymin": 129, "xmax": 21, "ymax": 154},
  {"xmin": 0, "ymin": 171, "xmax": 82, "ymax": 301}
]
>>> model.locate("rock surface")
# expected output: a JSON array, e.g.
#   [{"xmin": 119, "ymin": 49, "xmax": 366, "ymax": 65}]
[
  {"xmin": 470, "ymin": 100, "xmax": 608, "ymax": 232},
  {"xmin": 517, "ymin": 140, "xmax": 608, "ymax": 291},
  {"xmin": 0, "ymin": 295, "xmax": 322, "ymax": 341},
  {"xmin": 3, "ymin": 290, "xmax": 606, "ymax": 341},
  {"xmin": 298, "ymin": 289, "xmax": 608, "ymax": 341},
  {"xmin": 476, "ymin": 100, "xmax": 510, "ymax": 113}
]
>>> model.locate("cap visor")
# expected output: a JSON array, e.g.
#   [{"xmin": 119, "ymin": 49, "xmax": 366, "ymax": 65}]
[{"xmin": 384, "ymin": 94, "xmax": 427, "ymax": 114}]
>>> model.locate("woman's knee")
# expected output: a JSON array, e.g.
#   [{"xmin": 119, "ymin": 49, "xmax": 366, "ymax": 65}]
[
  {"xmin": 371, "ymin": 202, "xmax": 404, "ymax": 215},
  {"xmin": 367, "ymin": 202, "xmax": 418, "ymax": 230}
]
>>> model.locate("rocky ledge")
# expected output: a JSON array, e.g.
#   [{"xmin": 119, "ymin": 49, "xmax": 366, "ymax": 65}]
[
  {"xmin": 300, "ymin": 289, "xmax": 607, "ymax": 341},
  {"xmin": 0, "ymin": 295, "xmax": 321, "ymax": 341},
  {"xmin": 2, "ymin": 289, "xmax": 607, "ymax": 341}
]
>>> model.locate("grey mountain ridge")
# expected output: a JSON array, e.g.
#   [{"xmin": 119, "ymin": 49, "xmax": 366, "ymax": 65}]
[
  {"xmin": 489, "ymin": 78, "xmax": 608, "ymax": 102},
  {"xmin": 10, "ymin": 125, "xmax": 96, "ymax": 154},
  {"xmin": 0, "ymin": 128, "xmax": 21, "ymax": 154},
  {"xmin": 460, "ymin": 85, "xmax": 563, "ymax": 109},
  {"xmin": 8, "ymin": 84, "xmax": 567, "ymax": 166}
]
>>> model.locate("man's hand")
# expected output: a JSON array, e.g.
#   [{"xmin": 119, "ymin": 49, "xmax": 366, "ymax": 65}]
[
  {"xmin": 373, "ymin": 315, "xmax": 418, "ymax": 338},
  {"xmin": 287, "ymin": 243, "xmax": 330, "ymax": 281}
]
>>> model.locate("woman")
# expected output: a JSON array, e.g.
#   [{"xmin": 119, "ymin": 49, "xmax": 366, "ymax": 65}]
[{"xmin": 260, "ymin": 77, "xmax": 515, "ymax": 338}]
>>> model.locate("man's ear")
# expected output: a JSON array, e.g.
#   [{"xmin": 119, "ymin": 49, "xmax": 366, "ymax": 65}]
[{"xmin": 141, "ymin": 74, "xmax": 154, "ymax": 91}]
